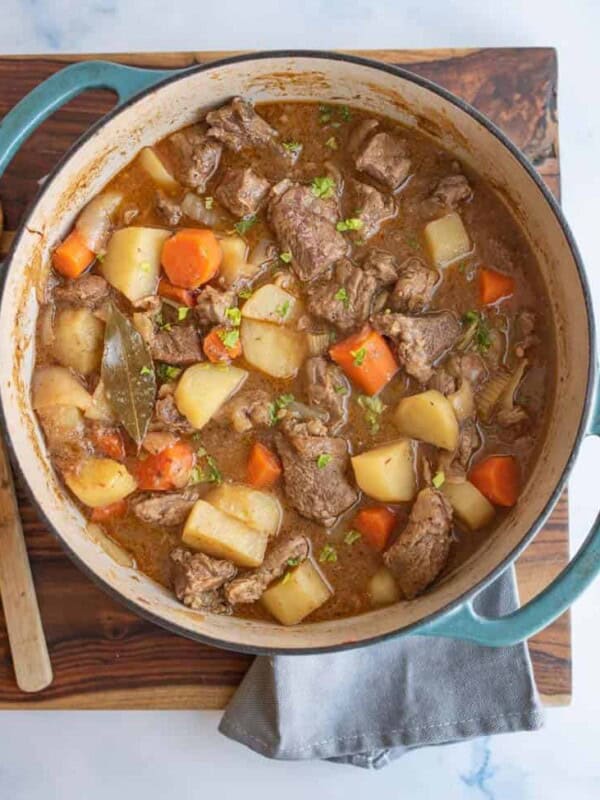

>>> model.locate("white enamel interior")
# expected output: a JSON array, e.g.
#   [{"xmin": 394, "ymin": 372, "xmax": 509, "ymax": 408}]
[{"xmin": 0, "ymin": 55, "xmax": 591, "ymax": 651}]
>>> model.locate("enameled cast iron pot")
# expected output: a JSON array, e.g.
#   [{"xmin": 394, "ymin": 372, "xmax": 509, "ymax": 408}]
[{"xmin": 1, "ymin": 52, "xmax": 599, "ymax": 655}]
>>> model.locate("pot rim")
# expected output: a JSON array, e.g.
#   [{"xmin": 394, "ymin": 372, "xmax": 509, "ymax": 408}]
[{"xmin": 0, "ymin": 49, "xmax": 595, "ymax": 655}]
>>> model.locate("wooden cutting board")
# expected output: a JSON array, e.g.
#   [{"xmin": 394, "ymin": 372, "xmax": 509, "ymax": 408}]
[{"xmin": 0, "ymin": 48, "xmax": 571, "ymax": 708}]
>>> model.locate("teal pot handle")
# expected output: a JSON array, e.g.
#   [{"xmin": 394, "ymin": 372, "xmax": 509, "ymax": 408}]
[
  {"xmin": 0, "ymin": 60, "xmax": 174, "ymax": 179},
  {"xmin": 422, "ymin": 385, "xmax": 600, "ymax": 646}
]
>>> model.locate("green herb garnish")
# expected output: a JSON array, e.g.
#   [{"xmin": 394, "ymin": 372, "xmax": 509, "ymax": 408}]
[
  {"xmin": 318, "ymin": 104, "xmax": 333, "ymax": 124},
  {"xmin": 218, "ymin": 328, "xmax": 240, "ymax": 349},
  {"xmin": 319, "ymin": 544, "xmax": 338, "ymax": 563},
  {"xmin": 279, "ymin": 250, "xmax": 292, "ymax": 264},
  {"xmin": 325, "ymin": 136, "xmax": 338, "ymax": 150},
  {"xmin": 139, "ymin": 365, "xmax": 153, "ymax": 376},
  {"xmin": 204, "ymin": 196, "xmax": 214, "ymax": 210},
  {"xmin": 339, "ymin": 105, "xmax": 352, "ymax": 122},
  {"xmin": 189, "ymin": 454, "xmax": 222, "ymax": 485},
  {"xmin": 281, "ymin": 571, "xmax": 292, "ymax": 585},
  {"xmin": 311, "ymin": 176, "xmax": 336, "ymax": 200},
  {"xmin": 96, "ymin": 252, "xmax": 105, "ymax": 263},
  {"xmin": 336, "ymin": 218, "xmax": 363, "ymax": 232},
  {"xmin": 344, "ymin": 530, "xmax": 362, "ymax": 546},
  {"xmin": 334, "ymin": 287, "xmax": 350, "ymax": 308},
  {"xmin": 282, "ymin": 140, "xmax": 302, "ymax": 154},
  {"xmin": 225, "ymin": 307, "xmax": 242, "ymax": 326},
  {"xmin": 275, "ymin": 299, "xmax": 291, "ymax": 319},
  {"xmin": 268, "ymin": 393, "xmax": 296, "ymax": 426},
  {"xmin": 316, "ymin": 453, "xmax": 332, "ymax": 469},
  {"xmin": 177, "ymin": 306, "xmax": 190, "ymax": 321},
  {"xmin": 335, "ymin": 384, "xmax": 349, "ymax": 395},
  {"xmin": 139, "ymin": 260, "xmax": 151, "ymax": 273},
  {"xmin": 432, "ymin": 471, "xmax": 446, "ymax": 489},
  {"xmin": 351, "ymin": 347, "xmax": 367, "ymax": 367},
  {"xmin": 238, "ymin": 288, "xmax": 253, "ymax": 300},
  {"xmin": 234, "ymin": 215, "xmax": 257, "ymax": 236},
  {"xmin": 156, "ymin": 363, "xmax": 182, "ymax": 381},
  {"xmin": 462, "ymin": 310, "xmax": 492, "ymax": 352},
  {"xmin": 287, "ymin": 557, "xmax": 300, "ymax": 567},
  {"xmin": 357, "ymin": 395, "xmax": 385, "ymax": 433}
]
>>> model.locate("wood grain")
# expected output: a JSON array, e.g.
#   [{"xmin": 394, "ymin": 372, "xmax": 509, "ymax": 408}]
[{"xmin": 0, "ymin": 47, "xmax": 571, "ymax": 707}]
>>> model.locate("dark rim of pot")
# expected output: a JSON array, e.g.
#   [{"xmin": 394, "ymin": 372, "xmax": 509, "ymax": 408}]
[{"xmin": 0, "ymin": 50, "xmax": 595, "ymax": 656}]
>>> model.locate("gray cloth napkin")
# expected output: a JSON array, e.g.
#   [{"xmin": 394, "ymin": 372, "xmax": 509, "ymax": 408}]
[{"xmin": 219, "ymin": 567, "xmax": 544, "ymax": 768}]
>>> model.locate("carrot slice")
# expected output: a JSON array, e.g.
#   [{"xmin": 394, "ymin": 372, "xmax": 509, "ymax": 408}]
[
  {"xmin": 354, "ymin": 506, "xmax": 396, "ymax": 551},
  {"xmin": 161, "ymin": 228, "xmax": 222, "ymax": 289},
  {"xmin": 52, "ymin": 229, "xmax": 95, "ymax": 279},
  {"xmin": 158, "ymin": 277, "xmax": 195, "ymax": 307},
  {"xmin": 247, "ymin": 442, "xmax": 282, "ymax": 489},
  {"xmin": 135, "ymin": 440, "xmax": 195, "ymax": 491},
  {"xmin": 469, "ymin": 455, "xmax": 519, "ymax": 507},
  {"xmin": 90, "ymin": 499, "xmax": 128, "ymax": 522},
  {"xmin": 329, "ymin": 325, "xmax": 398, "ymax": 396},
  {"xmin": 203, "ymin": 326, "xmax": 242, "ymax": 363},
  {"xmin": 479, "ymin": 267, "xmax": 515, "ymax": 305},
  {"xmin": 90, "ymin": 427, "xmax": 126, "ymax": 461}
]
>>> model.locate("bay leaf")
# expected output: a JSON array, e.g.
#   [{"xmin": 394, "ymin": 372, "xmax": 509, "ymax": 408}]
[{"xmin": 101, "ymin": 302, "xmax": 156, "ymax": 446}]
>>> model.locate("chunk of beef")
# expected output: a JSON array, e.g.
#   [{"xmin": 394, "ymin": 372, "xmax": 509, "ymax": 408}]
[
  {"xmin": 447, "ymin": 352, "xmax": 487, "ymax": 389},
  {"xmin": 216, "ymin": 167, "xmax": 270, "ymax": 218},
  {"xmin": 346, "ymin": 178, "xmax": 396, "ymax": 240},
  {"xmin": 383, "ymin": 488, "xmax": 453, "ymax": 599},
  {"xmin": 497, "ymin": 406, "xmax": 529, "ymax": 428},
  {"xmin": 456, "ymin": 419, "xmax": 479, "ymax": 468},
  {"xmin": 304, "ymin": 357, "xmax": 347, "ymax": 432},
  {"xmin": 276, "ymin": 430, "xmax": 358, "ymax": 527},
  {"xmin": 54, "ymin": 274, "xmax": 110, "ymax": 309},
  {"xmin": 514, "ymin": 310, "xmax": 538, "ymax": 357},
  {"xmin": 220, "ymin": 389, "xmax": 274, "ymax": 432},
  {"xmin": 268, "ymin": 180, "xmax": 348, "ymax": 282},
  {"xmin": 166, "ymin": 126, "xmax": 222, "ymax": 192},
  {"xmin": 206, "ymin": 97, "xmax": 279, "ymax": 152},
  {"xmin": 431, "ymin": 174, "xmax": 473, "ymax": 208},
  {"xmin": 150, "ymin": 324, "xmax": 203, "ymax": 365},
  {"xmin": 361, "ymin": 249, "xmax": 399, "ymax": 285},
  {"xmin": 355, "ymin": 131, "xmax": 411, "ymax": 190},
  {"xmin": 389, "ymin": 257, "xmax": 438, "ymax": 313},
  {"xmin": 280, "ymin": 417, "xmax": 329, "ymax": 438},
  {"xmin": 36, "ymin": 407, "xmax": 90, "ymax": 473},
  {"xmin": 131, "ymin": 488, "xmax": 201, "ymax": 527},
  {"xmin": 194, "ymin": 286, "xmax": 237, "ymax": 328},
  {"xmin": 153, "ymin": 383, "xmax": 194, "ymax": 434},
  {"xmin": 372, "ymin": 311, "xmax": 460, "ymax": 383},
  {"xmin": 155, "ymin": 190, "xmax": 182, "ymax": 226},
  {"xmin": 224, "ymin": 536, "xmax": 310, "ymax": 605},
  {"xmin": 348, "ymin": 118, "xmax": 380, "ymax": 154},
  {"xmin": 428, "ymin": 369, "xmax": 457, "ymax": 396},
  {"xmin": 171, "ymin": 548, "xmax": 237, "ymax": 614},
  {"xmin": 307, "ymin": 259, "xmax": 378, "ymax": 331}
]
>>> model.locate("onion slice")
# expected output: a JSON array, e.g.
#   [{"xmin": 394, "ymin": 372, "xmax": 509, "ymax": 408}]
[{"xmin": 76, "ymin": 191, "xmax": 123, "ymax": 253}]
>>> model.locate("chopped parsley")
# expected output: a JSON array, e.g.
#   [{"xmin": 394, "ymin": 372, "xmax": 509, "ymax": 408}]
[
  {"xmin": 234, "ymin": 214, "xmax": 257, "ymax": 236},
  {"xmin": 318, "ymin": 544, "xmax": 338, "ymax": 563},
  {"xmin": 268, "ymin": 393, "xmax": 296, "ymax": 426},
  {"xmin": 432, "ymin": 471, "xmax": 446, "ymax": 489},
  {"xmin": 204, "ymin": 196, "xmax": 214, "ymax": 210},
  {"xmin": 334, "ymin": 287, "xmax": 350, "ymax": 308},
  {"xmin": 318, "ymin": 104, "xmax": 352, "ymax": 125},
  {"xmin": 156, "ymin": 363, "xmax": 182, "ymax": 381},
  {"xmin": 287, "ymin": 557, "xmax": 301, "ymax": 567},
  {"xmin": 357, "ymin": 395, "xmax": 385, "ymax": 433},
  {"xmin": 311, "ymin": 175, "xmax": 336, "ymax": 200},
  {"xmin": 335, "ymin": 384, "xmax": 349, "ymax": 395},
  {"xmin": 139, "ymin": 260, "xmax": 151, "ymax": 273},
  {"xmin": 139, "ymin": 365, "xmax": 153, "ymax": 376},
  {"xmin": 96, "ymin": 252, "xmax": 105, "ymax": 263},
  {"xmin": 336, "ymin": 217, "xmax": 363, "ymax": 233},
  {"xmin": 344, "ymin": 529, "xmax": 362, "ymax": 546},
  {"xmin": 274, "ymin": 299, "xmax": 291, "ymax": 319},
  {"xmin": 189, "ymin": 454, "xmax": 222, "ymax": 485},
  {"xmin": 281, "ymin": 571, "xmax": 292, "ymax": 585},
  {"xmin": 218, "ymin": 328, "xmax": 240, "ymax": 349},
  {"xmin": 177, "ymin": 306, "xmax": 190, "ymax": 321},
  {"xmin": 225, "ymin": 307, "xmax": 242, "ymax": 326},
  {"xmin": 318, "ymin": 104, "xmax": 334, "ymax": 124},
  {"xmin": 351, "ymin": 347, "xmax": 367, "ymax": 367},
  {"xmin": 282, "ymin": 140, "xmax": 302, "ymax": 154},
  {"xmin": 462, "ymin": 310, "xmax": 492, "ymax": 352},
  {"xmin": 238, "ymin": 288, "xmax": 253, "ymax": 300},
  {"xmin": 325, "ymin": 136, "xmax": 338, "ymax": 150},
  {"xmin": 316, "ymin": 453, "xmax": 332, "ymax": 469},
  {"xmin": 279, "ymin": 250, "xmax": 292, "ymax": 264}
]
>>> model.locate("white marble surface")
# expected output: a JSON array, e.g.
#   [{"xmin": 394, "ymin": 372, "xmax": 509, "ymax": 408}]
[{"xmin": 1, "ymin": 1, "xmax": 600, "ymax": 797}]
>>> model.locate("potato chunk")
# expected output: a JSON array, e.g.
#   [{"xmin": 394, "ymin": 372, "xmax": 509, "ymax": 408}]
[
  {"xmin": 394, "ymin": 390, "xmax": 459, "ymax": 450},
  {"xmin": 241, "ymin": 283, "xmax": 302, "ymax": 325},
  {"xmin": 240, "ymin": 318, "xmax": 307, "ymax": 379},
  {"xmin": 441, "ymin": 480, "xmax": 495, "ymax": 530},
  {"xmin": 218, "ymin": 235, "xmax": 258, "ymax": 287},
  {"xmin": 261, "ymin": 559, "xmax": 332, "ymax": 625},
  {"xmin": 351, "ymin": 439, "xmax": 416, "ymax": 503},
  {"xmin": 368, "ymin": 567, "xmax": 400, "ymax": 607},
  {"xmin": 52, "ymin": 307, "xmax": 104, "ymax": 375},
  {"xmin": 101, "ymin": 227, "xmax": 170, "ymax": 303},
  {"xmin": 64, "ymin": 457, "xmax": 137, "ymax": 508},
  {"xmin": 182, "ymin": 499, "xmax": 268, "ymax": 567},
  {"xmin": 32, "ymin": 366, "xmax": 92, "ymax": 411},
  {"xmin": 424, "ymin": 212, "xmax": 471, "ymax": 267},
  {"xmin": 138, "ymin": 147, "xmax": 179, "ymax": 190},
  {"xmin": 84, "ymin": 380, "xmax": 116, "ymax": 423},
  {"xmin": 206, "ymin": 483, "xmax": 282, "ymax": 537},
  {"xmin": 175, "ymin": 363, "xmax": 247, "ymax": 429}
]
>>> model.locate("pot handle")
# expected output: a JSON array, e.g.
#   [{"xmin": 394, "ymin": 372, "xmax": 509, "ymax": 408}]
[
  {"xmin": 421, "ymin": 381, "xmax": 600, "ymax": 646},
  {"xmin": 0, "ymin": 60, "xmax": 174, "ymax": 179}
]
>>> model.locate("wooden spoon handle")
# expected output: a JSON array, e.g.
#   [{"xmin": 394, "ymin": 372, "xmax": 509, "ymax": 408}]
[{"xmin": 0, "ymin": 438, "xmax": 52, "ymax": 692}]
